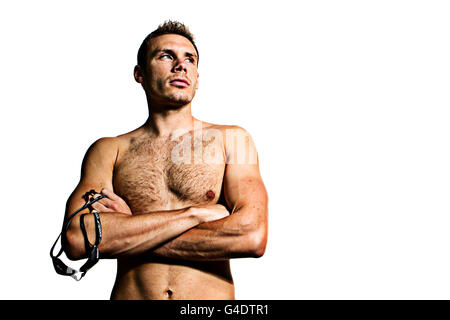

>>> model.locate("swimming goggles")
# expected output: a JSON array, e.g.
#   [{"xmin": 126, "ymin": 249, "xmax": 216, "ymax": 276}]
[{"xmin": 50, "ymin": 190, "xmax": 105, "ymax": 281}]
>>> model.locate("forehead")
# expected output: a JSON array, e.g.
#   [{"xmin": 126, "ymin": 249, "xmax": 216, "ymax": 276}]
[{"xmin": 149, "ymin": 34, "xmax": 196, "ymax": 54}]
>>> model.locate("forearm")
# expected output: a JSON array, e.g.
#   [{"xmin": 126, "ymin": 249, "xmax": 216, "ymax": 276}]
[
  {"xmin": 150, "ymin": 208, "xmax": 266, "ymax": 261},
  {"xmin": 64, "ymin": 208, "xmax": 201, "ymax": 259}
]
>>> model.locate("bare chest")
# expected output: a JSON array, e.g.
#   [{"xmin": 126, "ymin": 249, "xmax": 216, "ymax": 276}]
[{"xmin": 113, "ymin": 135, "xmax": 225, "ymax": 213}]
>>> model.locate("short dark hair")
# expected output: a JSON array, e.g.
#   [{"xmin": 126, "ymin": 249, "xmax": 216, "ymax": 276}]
[{"xmin": 137, "ymin": 20, "xmax": 199, "ymax": 67}]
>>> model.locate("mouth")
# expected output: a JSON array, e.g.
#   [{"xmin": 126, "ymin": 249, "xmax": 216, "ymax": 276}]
[{"xmin": 169, "ymin": 78, "xmax": 190, "ymax": 88}]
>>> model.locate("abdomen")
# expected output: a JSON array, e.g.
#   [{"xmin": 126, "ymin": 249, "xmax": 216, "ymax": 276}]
[{"xmin": 111, "ymin": 257, "xmax": 234, "ymax": 300}]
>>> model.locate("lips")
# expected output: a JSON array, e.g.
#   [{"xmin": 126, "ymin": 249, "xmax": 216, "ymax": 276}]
[{"xmin": 169, "ymin": 78, "xmax": 189, "ymax": 88}]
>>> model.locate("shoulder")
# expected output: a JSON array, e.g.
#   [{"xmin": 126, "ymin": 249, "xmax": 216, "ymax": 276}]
[
  {"xmin": 88, "ymin": 128, "xmax": 143, "ymax": 156},
  {"xmin": 198, "ymin": 120, "xmax": 253, "ymax": 139},
  {"xmin": 205, "ymin": 124, "xmax": 257, "ymax": 165},
  {"xmin": 76, "ymin": 137, "xmax": 120, "ymax": 188},
  {"xmin": 86, "ymin": 136, "xmax": 119, "ymax": 156},
  {"xmin": 199, "ymin": 122, "xmax": 254, "ymax": 147},
  {"xmin": 90, "ymin": 136, "xmax": 119, "ymax": 148},
  {"xmin": 200, "ymin": 121, "xmax": 252, "ymax": 137},
  {"xmin": 224, "ymin": 124, "xmax": 252, "ymax": 137},
  {"xmin": 217, "ymin": 124, "xmax": 254, "ymax": 144},
  {"xmin": 82, "ymin": 136, "xmax": 120, "ymax": 168}
]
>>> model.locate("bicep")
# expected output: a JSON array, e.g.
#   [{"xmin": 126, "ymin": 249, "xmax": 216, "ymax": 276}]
[
  {"xmin": 64, "ymin": 137, "xmax": 117, "ymax": 219},
  {"xmin": 223, "ymin": 127, "xmax": 268, "ymax": 213}
]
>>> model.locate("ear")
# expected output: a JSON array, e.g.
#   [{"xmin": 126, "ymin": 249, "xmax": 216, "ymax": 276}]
[
  {"xmin": 134, "ymin": 65, "xmax": 144, "ymax": 83},
  {"xmin": 194, "ymin": 72, "xmax": 199, "ymax": 90}
]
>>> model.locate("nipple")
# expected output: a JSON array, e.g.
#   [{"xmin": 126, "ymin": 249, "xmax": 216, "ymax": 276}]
[{"xmin": 206, "ymin": 190, "xmax": 215, "ymax": 200}]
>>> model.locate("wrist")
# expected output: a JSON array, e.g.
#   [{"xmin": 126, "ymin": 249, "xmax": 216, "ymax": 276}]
[{"xmin": 186, "ymin": 206, "xmax": 203, "ymax": 224}]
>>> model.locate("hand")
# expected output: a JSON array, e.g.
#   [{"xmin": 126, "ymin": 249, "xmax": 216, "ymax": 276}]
[
  {"xmin": 191, "ymin": 204, "xmax": 230, "ymax": 223},
  {"xmin": 91, "ymin": 188, "xmax": 132, "ymax": 215}
]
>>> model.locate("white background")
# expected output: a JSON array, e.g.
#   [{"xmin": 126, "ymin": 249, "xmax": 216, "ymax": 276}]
[{"xmin": 0, "ymin": 0, "xmax": 449, "ymax": 299}]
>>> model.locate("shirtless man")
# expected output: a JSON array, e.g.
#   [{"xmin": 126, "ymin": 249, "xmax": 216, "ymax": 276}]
[{"xmin": 62, "ymin": 21, "xmax": 268, "ymax": 300}]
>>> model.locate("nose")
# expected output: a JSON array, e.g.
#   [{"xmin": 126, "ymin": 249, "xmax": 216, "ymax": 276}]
[{"xmin": 173, "ymin": 59, "xmax": 187, "ymax": 73}]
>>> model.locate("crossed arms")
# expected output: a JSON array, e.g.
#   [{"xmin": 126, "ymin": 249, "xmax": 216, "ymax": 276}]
[{"xmin": 63, "ymin": 127, "xmax": 268, "ymax": 261}]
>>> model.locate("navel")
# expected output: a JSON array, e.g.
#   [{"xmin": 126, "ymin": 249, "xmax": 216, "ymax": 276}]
[{"xmin": 206, "ymin": 190, "xmax": 215, "ymax": 200}]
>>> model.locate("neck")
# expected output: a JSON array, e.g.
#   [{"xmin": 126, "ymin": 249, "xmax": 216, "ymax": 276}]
[{"xmin": 143, "ymin": 102, "xmax": 195, "ymax": 137}]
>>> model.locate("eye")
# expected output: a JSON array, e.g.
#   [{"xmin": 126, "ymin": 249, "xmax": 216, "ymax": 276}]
[{"xmin": 160, "ymin": 54, "xmax": 173, "ymax": 60}]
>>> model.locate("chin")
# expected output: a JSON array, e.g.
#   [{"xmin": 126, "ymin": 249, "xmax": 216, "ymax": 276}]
[
  {"xmin": 168, "ymin": 92, "xmax": 194, "ymax": 106},
  {"xmin": 147, "ymin": 88, "xmax": 195, "ymax": 109}
]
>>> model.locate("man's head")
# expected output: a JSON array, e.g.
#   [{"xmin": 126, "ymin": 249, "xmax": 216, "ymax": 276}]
[
  {"xmin": 137, "ymin": 21, "xmax": 199, "ymax": 68},
  {"xmin": 135, "ymin": 21, "xmax": 200, "ymax": 108}
]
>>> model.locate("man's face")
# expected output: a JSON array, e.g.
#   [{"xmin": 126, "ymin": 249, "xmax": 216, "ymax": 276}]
[{"xmin": 136, "ymin": 34, "xmax": 199, "ymax": 107}]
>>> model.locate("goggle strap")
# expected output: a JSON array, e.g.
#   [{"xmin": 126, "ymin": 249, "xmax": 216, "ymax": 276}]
[{"xmin": 50, "ymin": 193, "xmax": 106, "ymax": 280}]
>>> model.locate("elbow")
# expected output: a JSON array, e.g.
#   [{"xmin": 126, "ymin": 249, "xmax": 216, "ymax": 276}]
[
  {"xmin": 62, "ymin": 229, "xmax": 85, "ymax": 261},
  {"xmin": 247, "ymin": 227, "xmax": 267, "ymax": 258}
]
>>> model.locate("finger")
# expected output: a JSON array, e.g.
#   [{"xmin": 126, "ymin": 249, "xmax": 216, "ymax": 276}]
[
  {"xmin": 91, "ymin": 195, "xmax": 108, "ymax": 206},
  {"xmin": 91, "ymin": 202, "xmax": 112, "ymax": 213},
  {"xmin": 98, "ymin": 197, "xmax": 121, "ymax": 211},
  {"xmin": 88, "ymin": 193, "xmax": 103, "ymax": 203},
  {"xmin": 101, "ymin": 188, "xmax": 120, "ymax": 201}
]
